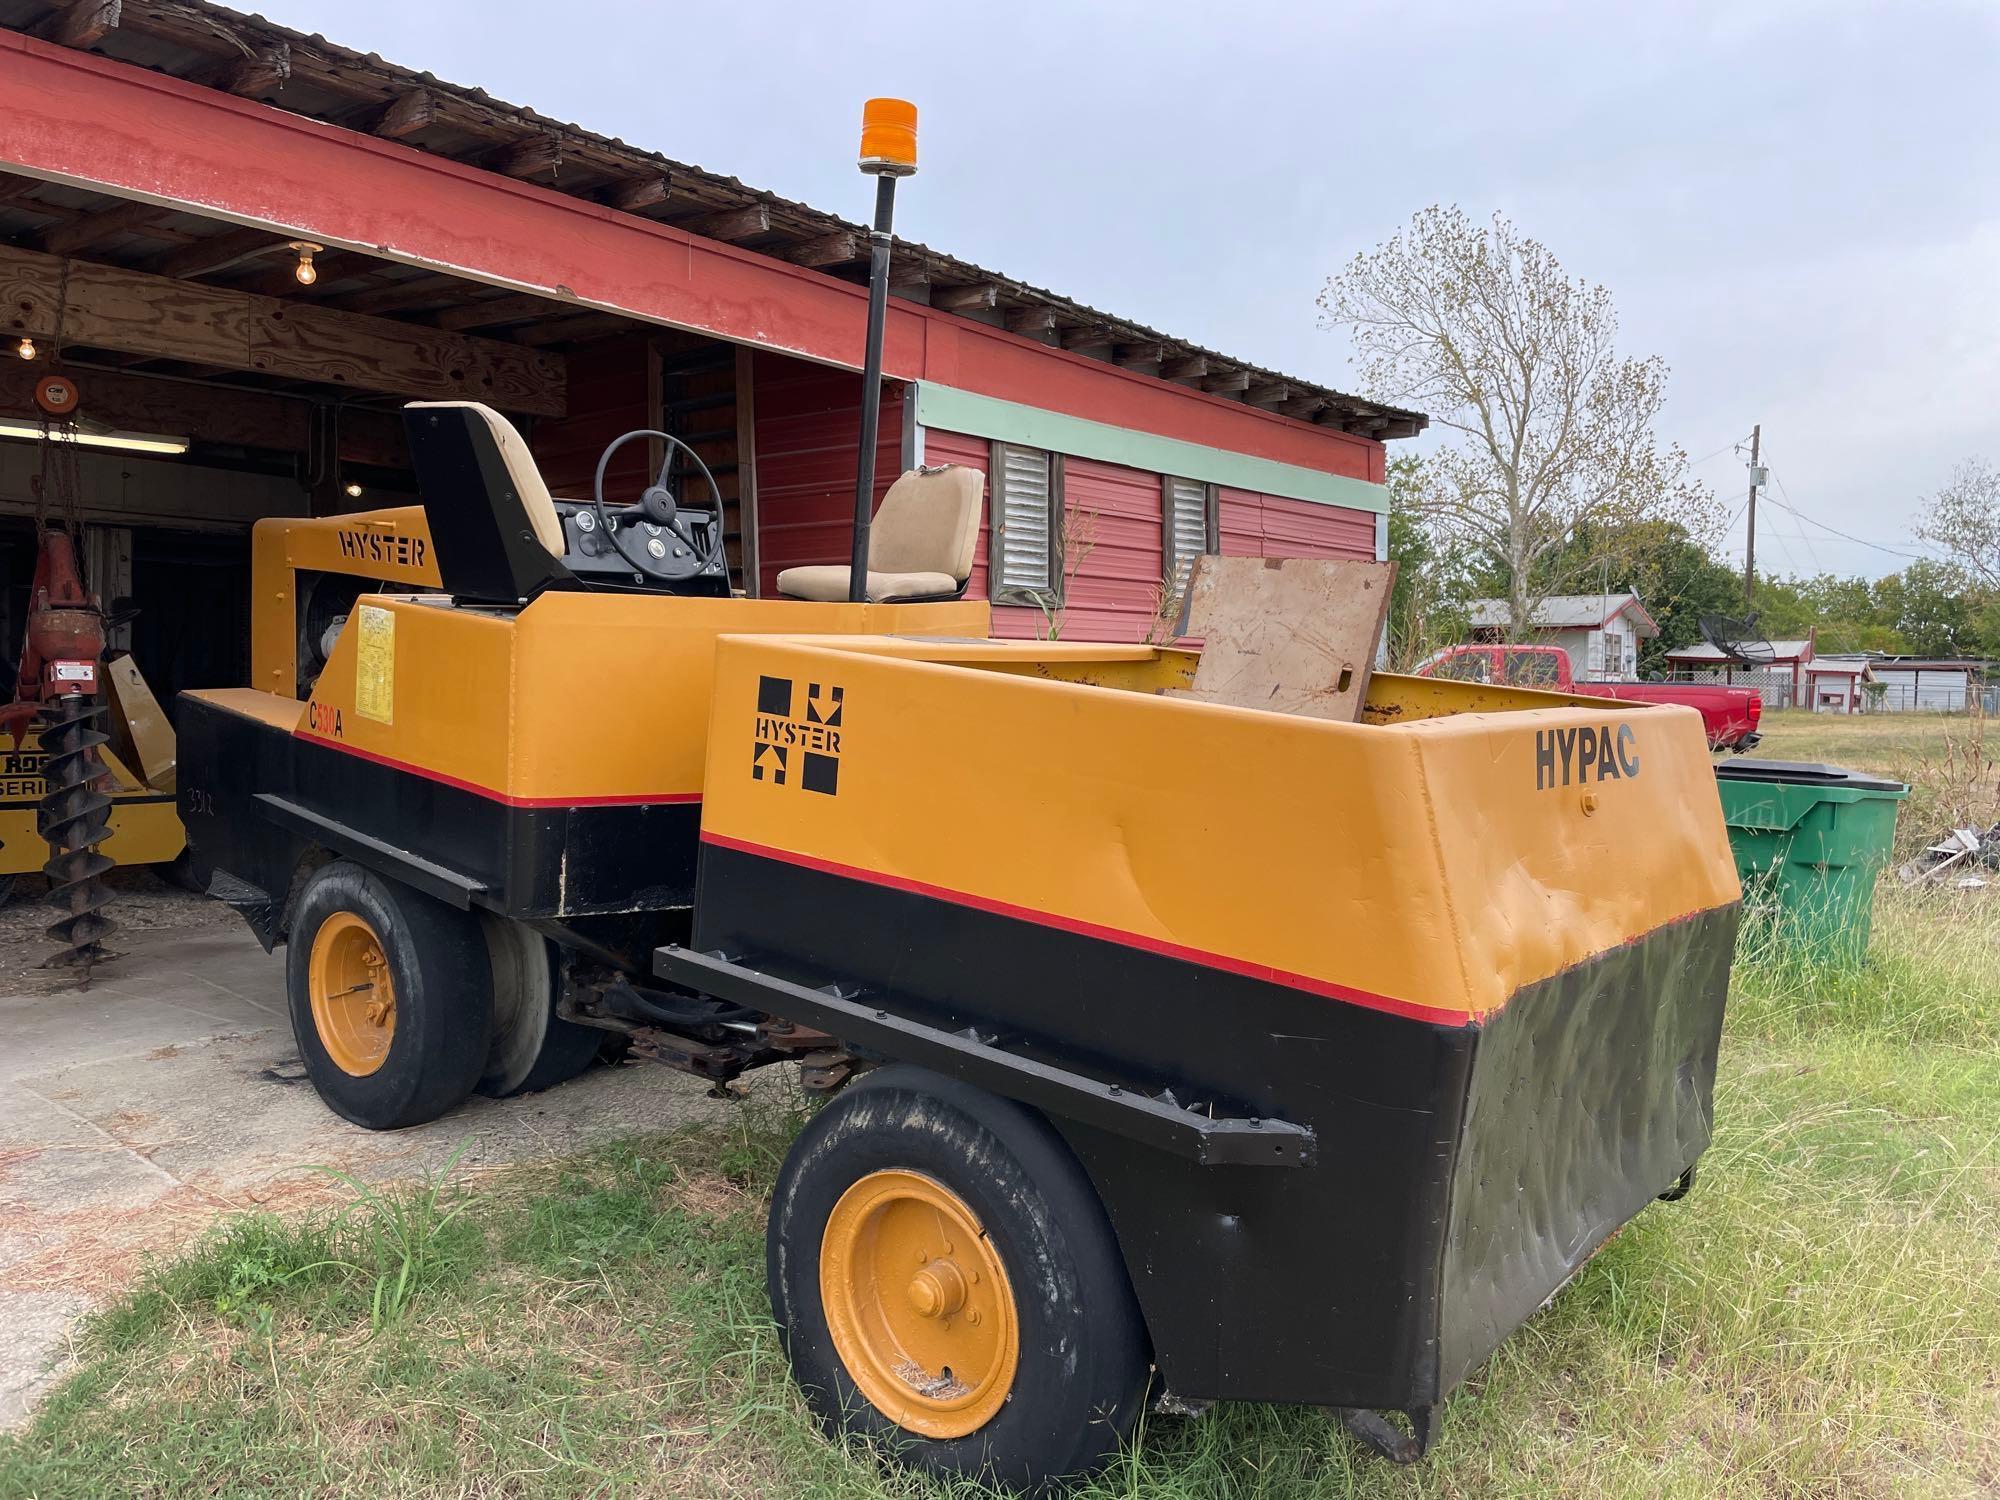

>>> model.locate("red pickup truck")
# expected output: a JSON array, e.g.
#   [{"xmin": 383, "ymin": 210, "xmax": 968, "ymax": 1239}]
[{"xmin": 1416, "ymin": 644, "xmax": 1763, "ymax": 751}]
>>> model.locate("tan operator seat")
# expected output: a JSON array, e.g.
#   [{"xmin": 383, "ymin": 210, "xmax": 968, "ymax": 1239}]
[
  {"xmin": 776, "ymin": 464, "xmax": 985, "ymax": 602},
  {"xmin": 403, "ymin": 400, "xmax": 567, "ymax": 559}
]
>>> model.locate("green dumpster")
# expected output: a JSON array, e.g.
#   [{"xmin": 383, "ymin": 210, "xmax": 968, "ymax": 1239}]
[{"xmin": 1713, "ymin": 759, "xmax": 1910, "ymax": 963}]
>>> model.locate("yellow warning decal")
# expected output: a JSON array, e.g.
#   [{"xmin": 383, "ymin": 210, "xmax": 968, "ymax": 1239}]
[{"xmin": 354, "ymin": 604, "xmax": 395, "ymax": 724}]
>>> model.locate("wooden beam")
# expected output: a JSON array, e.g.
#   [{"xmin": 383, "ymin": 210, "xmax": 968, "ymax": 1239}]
[
  {"xmin": 1162, "ymin": 355, "xmax": 1208, "ymax": 381},
  {"xmin": 933, "ymin": 283, "xmax": 1000, "ymax": 313},
  {"xmin": 1115, "ymin": 343, "xmax": 1165, "ymax": 370},
  {"xmin": 155, "ymin": 225, "xmax": 283, "ymax": 281},
  {"xmin": 1246, "ymin": 382, "xmax": 1292, "ymax": 407},
  {"xmin": 0, "ymin": 361, "xmax": 405, "ymax": 466},
  {"xmin": 322, "ymin": 273, "xmax": 467, "ymax": 316},
  {"xmin": 218, "ymin": 41, "xmax": 289, "ymax": 98},
  {"xmin": 783, "ymin": 231, "xmax": 860, "ymax": 269},
  {"xmin": 1279, "ymin": 394, "xmax": 1327, "ymax": 420},
  {"xmin": 431, "ymin": 292, "xmax": 565, "ymax": 332},
  {"xmin": 38, "ymin": 199, "xmax": 162, "ymax": 257},
  {"xmin": 513, "ymin": 311, "xmax": 632, "ymax": 348},
  {"xmin": 46, "ymin": 0, "xmax": 120, "ymax": 49},
  {"xmin": 0, "ymin": 244, "xmax": 565, "ymax": 415},
  {"xmin": 608, "ymin": 175, "xmax": 671, "ymax": 214},
  {"xmin": 491, "ymin": 133, "xmax": 564, "ymax": 181},
  {"xmin": 678, "ymin": 204, "xmax": 772, "ymax": 242},
  {"xmin": 1005, "ymin": 307, "xmax": 1058, "ymax": 338},
  {"xmin": 1201, "ymin": 369, "xmax": 1250, "ymax": 395},
  {"xmin": 1060, "ymin": 327, "xmax": 1115, "ymax": 355},
  {"xmin": 371, "ymin": 88, "xmax": 435, "ymax": 140}
]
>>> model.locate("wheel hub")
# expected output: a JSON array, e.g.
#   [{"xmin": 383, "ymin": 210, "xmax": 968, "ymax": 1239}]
[
  {"xmin": 820, "ymin": 1168, "xmax": 1019, "ymax": 1438},
  {"xmin": 307, "ymin": 911, "xmax": 397, "ymax": 1077}
]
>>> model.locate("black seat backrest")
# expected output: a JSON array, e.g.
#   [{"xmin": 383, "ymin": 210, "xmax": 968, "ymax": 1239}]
[{"xmin": 401, "ymin": 404, "xmax": 579, "ymax": 605}]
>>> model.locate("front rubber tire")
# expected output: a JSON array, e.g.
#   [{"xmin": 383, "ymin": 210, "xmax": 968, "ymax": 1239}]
[
  {"xmin": 768, "ymin": 1065, "xmax": 1150, "ymax": 1490},
  {"xmin": 286, "ymin": 860, "xmax": 492, "ymax": 1130}
]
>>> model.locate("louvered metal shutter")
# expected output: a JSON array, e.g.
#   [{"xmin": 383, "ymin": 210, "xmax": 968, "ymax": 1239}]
[
  {"xmin": 995, "ymin": 444, "xmax": 1055, "ymax": 597},
  {"xmin": 1164, "ymin": 476, "xmax": 1212, "ymax": 590}
]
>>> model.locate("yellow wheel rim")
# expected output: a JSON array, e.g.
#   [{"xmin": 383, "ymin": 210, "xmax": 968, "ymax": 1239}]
[
  {"xmin": 307, "ymin": 911, "xmax": 396, "ymax": 1077},
  {"xmin": 820, "ymin": 1169, "xmax": 1020, "ymax": 1439}
]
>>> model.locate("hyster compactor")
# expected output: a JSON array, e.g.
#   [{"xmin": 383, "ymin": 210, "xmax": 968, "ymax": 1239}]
[{"xmin": 179, "ymin": 401, "xmax": 1742, "ymax": 1487}]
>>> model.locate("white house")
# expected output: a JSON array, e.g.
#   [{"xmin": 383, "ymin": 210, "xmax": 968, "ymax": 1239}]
[{"xmin": 1466, "ymin": 592, "xmax": 1660, "ymax": 681}]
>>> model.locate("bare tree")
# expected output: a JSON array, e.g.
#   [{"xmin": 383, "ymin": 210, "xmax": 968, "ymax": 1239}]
[
  {"xmin": 1319, "ymin": 207, "xmax": 1716, "ymax": 638},
  {"xmin": 1916, "ymin": 458, "xmax": 2000, "ymax": 588}
]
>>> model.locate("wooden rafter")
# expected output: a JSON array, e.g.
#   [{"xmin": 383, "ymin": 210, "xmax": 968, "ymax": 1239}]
[
  {"xmin": 431, "ymin": 292, "xmax": 566, "ymax": 332},
  {"xmin": 216, "ymin": 41, "xmax": 288, "ymax": 98},
  {"xmin": 1162, "ymin": 355, "xmax": 1208, "ymax": 381},
  {"xmin": 933, "ymin": 283, "xmax": 999, "ymax": 313},
  {"xmin": 0, "ymin": 243, "xmax": 566, "ymax": 414},
  {"xmin": 491, "ymin": 132, "xmax": 563, "ymax": 181},
  {"xmin": 1005, "ymin": 306, "xmax": 1058, "ymax": 338},
  {"xmin": 676, "ymin": 204, "xmax": 771, "ymax": 242},
  {"xmin": 38, "ymin": 199, "xmax": 161, "ymax": 257},
  {"xmin": 608, "ymin": 175, "xmax": 671, "ymax": 214},
  {"xmin": 783, "ymin": 232, "xmax": 859, "ymax": 269},
  {"xmin": 370, "ymin": 88, "xmax": 434, "ymax": 139},
  {"xmin": 1201, "ymin": 370, "xmax": 1250, "ymax": 395},
  {"xmin": 46, "ymin": 0, "xmax": 119, "ymax": 48},
  {"xmin": 155, "ymin": 225, "xmax": 283, "ymax": 280}
]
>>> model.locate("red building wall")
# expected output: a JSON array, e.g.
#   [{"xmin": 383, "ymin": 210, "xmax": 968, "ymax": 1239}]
[
  {"xmin": 923, "ymin": 432, "xmax": 1379, "ymax": 642},
  {"xmin": 752, "ymin": 351, "xmax": 902, "ymax": 597},
  {"xmin": 530, "ymin": 334, "xmax": 653, "ymax": 498}
]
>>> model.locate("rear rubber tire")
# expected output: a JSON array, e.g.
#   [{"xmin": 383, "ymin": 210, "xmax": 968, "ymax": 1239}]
[
  {"xmin": 286, "ymin": 860, "xmax": 492, "ymax": 1130},
  {"xmin": 768, "ymin": 1065, "xmax": 1149, "ymax": 1490},
  {"xmin": 476, "ymin": 915, "xmax": 602, "ymax": 1098}
]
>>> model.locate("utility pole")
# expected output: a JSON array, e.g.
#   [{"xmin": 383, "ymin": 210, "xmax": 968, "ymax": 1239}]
[{"xmin": 1742, "ymin": 423, "xmax": 1761, "ymax": 608}]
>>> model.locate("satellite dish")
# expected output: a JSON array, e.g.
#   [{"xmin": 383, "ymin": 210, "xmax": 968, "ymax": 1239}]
[{"xmin": 1699, "ymin": 612, "xmax": 1777, "ymax": 668}]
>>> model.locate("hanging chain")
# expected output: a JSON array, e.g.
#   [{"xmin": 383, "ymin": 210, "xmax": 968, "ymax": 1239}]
[{"xmin": 33, "ymin": 258, "xmax": 84, "ymax": 537}]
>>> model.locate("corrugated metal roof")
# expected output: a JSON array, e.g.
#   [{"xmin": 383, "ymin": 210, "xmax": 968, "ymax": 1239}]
[
  {"xmin": 0, "ymin": 0, "xmax": 1426, "ymax": 441},
  {"xmin": 1468, "ymin": 593, "xmax": 1658, "ymax": 634},
  {"xmin": 1665, "ymin": 640, "xmax": 1815, "ymax": 662}
]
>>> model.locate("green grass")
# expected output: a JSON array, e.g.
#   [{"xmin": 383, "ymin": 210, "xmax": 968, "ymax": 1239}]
[{"xmin": 3, "ymin": 718, "xmax": 1996, "ymax": 1498}]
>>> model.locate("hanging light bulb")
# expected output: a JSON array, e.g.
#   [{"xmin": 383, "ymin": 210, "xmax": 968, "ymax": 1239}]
[
  {"xmin": 344, "ymin": 481, "xmax": 364, "ymax": 499},
  {"xmin": 288, "ymin": 241, "xmax": 324, "ymax": 286},
  {"xmin": 15, "ymin": 336, "xmax": 36, "ymax": 361}
]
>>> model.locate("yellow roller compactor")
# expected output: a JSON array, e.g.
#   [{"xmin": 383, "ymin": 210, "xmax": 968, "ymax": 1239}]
[{"xmin": 178, "ymin": 398, "xmax": 1742, "ymax": 1487}]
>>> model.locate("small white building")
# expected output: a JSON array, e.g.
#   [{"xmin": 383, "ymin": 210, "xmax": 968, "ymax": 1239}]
[
  {"xmin": 1466, "ymin": 593, "xmax": 1660, "ymax": 681},
  {"xmin": 1804, "ymin": 656, "xmax": 1871, "ymax": 713}
]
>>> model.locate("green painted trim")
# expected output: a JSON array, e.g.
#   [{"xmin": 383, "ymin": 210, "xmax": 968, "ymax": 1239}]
[{"xmin": 913, "ymin": 383, "xmax": 1386, "ymax": 513}]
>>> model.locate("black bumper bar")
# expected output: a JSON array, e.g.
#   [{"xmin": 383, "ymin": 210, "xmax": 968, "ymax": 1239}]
[{"xmin": 654, "ymin": 944, "xmax": 1317, "ymax": 1169}]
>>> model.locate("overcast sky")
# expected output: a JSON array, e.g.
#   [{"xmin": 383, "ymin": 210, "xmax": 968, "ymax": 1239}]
[{"xmin": 253, "ymin": 0, "xmax": 2000, "ymax": 581}]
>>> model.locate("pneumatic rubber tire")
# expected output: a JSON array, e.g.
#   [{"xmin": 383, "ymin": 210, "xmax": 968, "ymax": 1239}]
[
  {"xmin": 286, "ymin": 860, "xmax": 493, "ymax": 1130},
  {"xmin": 475, "ymin": 914, "xmax": 602, "ymax": 1098},
  {"xmin": 768, "ymin": 1065, "xmax": 1150, "ymax": 1490}
]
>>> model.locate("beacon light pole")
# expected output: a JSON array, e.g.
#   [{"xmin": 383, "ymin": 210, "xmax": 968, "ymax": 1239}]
[{"xmin": 847, "ymin": 97, "xmax": 917, "ymax": 602}]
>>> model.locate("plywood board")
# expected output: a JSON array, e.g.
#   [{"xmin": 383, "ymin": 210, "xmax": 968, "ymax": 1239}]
[{"xmin": 1178, "ymin": 555, "xmax": 1396, "ymax": 722}]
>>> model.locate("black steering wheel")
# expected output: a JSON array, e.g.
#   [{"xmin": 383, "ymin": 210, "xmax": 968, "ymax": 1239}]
[{"xmin": 590, "ymin": 429, "xmax": 726, "ymax": 584}]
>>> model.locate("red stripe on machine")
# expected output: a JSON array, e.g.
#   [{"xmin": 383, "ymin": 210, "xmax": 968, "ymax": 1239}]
[
  {"xmin": 698, "ymin": 831, "xmax": 1481, "ymax": 1027},
  {"xmin": 293, "ymin": 731, "xmax": 701, "ymax": 808}
]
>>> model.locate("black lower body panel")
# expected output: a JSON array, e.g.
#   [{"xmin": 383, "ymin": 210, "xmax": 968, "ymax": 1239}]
[
  {"xmin": 690, "ymin": 837, "xmax": 1738, "ymax": 1412},
  {"xmin": 176, "ymin": 696, "xmax": 701, "ymax": 966}
]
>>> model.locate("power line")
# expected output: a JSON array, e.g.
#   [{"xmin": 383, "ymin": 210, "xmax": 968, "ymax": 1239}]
[
  {"xmin": 1761, "ymin": 467, "xmax": 1930, "ymax": 562},
  {"xmin": 1686, "ymin": 434, "xmax": 1755, "ymax": 470}
]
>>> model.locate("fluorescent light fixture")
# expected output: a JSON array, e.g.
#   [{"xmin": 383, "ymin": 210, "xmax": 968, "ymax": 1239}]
[{"xmin": 0, "ymin": 417, "xmax": 191, "ymax": 456}]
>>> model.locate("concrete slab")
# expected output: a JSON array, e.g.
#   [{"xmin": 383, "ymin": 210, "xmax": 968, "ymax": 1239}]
[{"xmin": 0, "ymin": 907, "xmax": 736, "ymax": 1433}]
